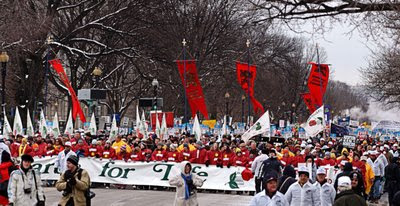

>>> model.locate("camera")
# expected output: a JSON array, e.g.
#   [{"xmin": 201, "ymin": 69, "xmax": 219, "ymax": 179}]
[{"xmin": 24, "ymin": 188, "xmax": 32, "ymax": 194}]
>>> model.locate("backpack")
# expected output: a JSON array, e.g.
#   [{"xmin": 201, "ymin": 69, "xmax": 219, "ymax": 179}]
[{"xmin": 77, "ymin": 168, "xmax": 95, "ymax": 206}]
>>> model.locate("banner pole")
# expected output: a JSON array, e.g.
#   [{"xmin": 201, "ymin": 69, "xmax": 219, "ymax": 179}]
[
  {"xmin": 246, "ymin": 40, "xmax": 251, "ymax": 128},
  {"xmin": 316, "ymin": 44, "xmax": 326, "ymax": 139},
  {"xmin": 182, "ymin": 39, "xmax": 188, "ymax": 132}
]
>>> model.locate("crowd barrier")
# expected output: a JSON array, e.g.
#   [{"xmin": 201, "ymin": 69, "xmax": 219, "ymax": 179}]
[{"xmin": 32, "ymin": 157, "xmax": 256, "ymax": 191}]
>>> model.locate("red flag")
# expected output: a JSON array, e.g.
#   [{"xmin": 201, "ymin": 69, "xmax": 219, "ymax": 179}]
[
  {"xmin": 49, "ymin": 59, "xmax": 86, "ymax": 122},
  {"xmin": 236, "ymin": 61, "xmax": 264, "ymax": 114},
  {"xmin": 176, "ymin": 60, "xmax": 209, "ymax": 119},
  {"xmin": 307, "ymin": 63, "xmax": 329, "ymax": 106},
  {"xmin": 301, "ymin": 93, "xmax": 317, "ymax": 113}
]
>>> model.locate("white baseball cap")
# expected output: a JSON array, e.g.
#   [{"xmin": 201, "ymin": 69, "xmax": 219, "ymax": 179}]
[
  {"xmin": 338, "ymin": 176, "xmax": 351, "ymax": 187},
  {"xmin": 65, "ymin": 141, "xmax": 72, "ymax": 147},
  {"xmin": 317, "ymin": 167, "xmax": 326, "ymax": 175}
]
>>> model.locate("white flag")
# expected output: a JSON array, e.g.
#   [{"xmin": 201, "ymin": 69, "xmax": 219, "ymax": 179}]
[
  {"xmin": 303, "ymin": 105, "xmax": 325, "ymax": 137},
  {"xmin": 136, "ymin": 105, "xmax": 141, "ymax": 135},
  {"xmin": 109, "ymin": 114, "xmax": 118, "ymax": 141},
  {"xmin": 64, "ymin": 110, "xmax": 74, "ymax": 135},
  {"xmin": 89, "ymin": 113, "xmax": 97, "ymax": 135},
  {"xmin": 13, "ymin": 107, "xmax": 23, "ymax": 135},
  {"xmin": 161, "ymin": 113, "xmax": 168, "ymax": 140},
  {"xmin": 52, "ymin": 112, "xmax": 60, "ymax": 137},
  {"xmin": 26, "ymin": 109, "xmax": 34, "ymax": 136},
  {"xmin": 39, "ymin": 110, "xmax": 48, "ymax": 137},
  {"xmin": 221, "ymin": 115, "xmax": 227, "ymax": 136},
  {"xmin": 140, "ymin": 111, "xmax": 148, "ymax": 139},
  {"xmin": 155, "ymin": 114, "xmax": 161, "ymax": 138},
  {"xmin": 242, "ymin": 111, "xmax": 271, "ymax": 143},
  {"xmin": 3, "ymin": 110, "xmax": 12, "ymax": 136},
  {"xmin": 192, "ymin": 114, "xmax": 202, "ymax": 140}
]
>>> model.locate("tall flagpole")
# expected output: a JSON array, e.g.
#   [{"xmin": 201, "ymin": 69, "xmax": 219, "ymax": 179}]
[
  {"xmin": 182, "ymin": 39, "xmax": 188, "ymax": 132},
  {"xmin": 246, "ymin": 39, "xmax": 251, "ymax": 128},
  {"xmin": 316, "ymin": 43, "xmax": 325, "ymax": 139}
]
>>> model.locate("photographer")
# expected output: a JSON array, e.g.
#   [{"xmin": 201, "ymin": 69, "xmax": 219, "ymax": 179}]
[
  {"xmin": 8, "ymin": 154, "xmax": 45, "ymax": 206},
  {"xmin": 56, "ymin": 155, "xmax": 90, "ymax": 206},
  {"xmin": 169, "ymin": 161, "xmax": 204, "ymax": 206}
]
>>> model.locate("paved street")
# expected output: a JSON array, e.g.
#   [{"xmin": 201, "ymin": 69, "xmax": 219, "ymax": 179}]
[
  {"xmin": 44, "ymin": 187, "xmax": 253, "ymax": 206},
  {"xmin": 43, "ymin": 187, "xmax": 388, "ymax": 206}
]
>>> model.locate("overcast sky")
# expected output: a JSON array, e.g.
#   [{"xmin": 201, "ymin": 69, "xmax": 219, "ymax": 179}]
[{"xmin": 288, "ymin": 23, "xmax": 373, "ymax": 86}]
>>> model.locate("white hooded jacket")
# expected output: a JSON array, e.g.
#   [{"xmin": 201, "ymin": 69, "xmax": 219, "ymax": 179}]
[
  {"xmin": 54, "ymin": 149, "xmax": 76, "ymax": 173},
  {"xmin": 169, "ymin": 161, "xmax": 204, "ymax": 206},
  {"xmin": 7, "ymin": 168, "xmax": 45, "ymax": 206}
]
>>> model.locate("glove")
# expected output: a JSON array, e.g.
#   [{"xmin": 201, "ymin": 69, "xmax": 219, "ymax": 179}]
[
  {"xmin": 37, "ymin": 201, "xmax": 45, "ymax": 206},
  {"xmin": 186, "ymin": 179, "xmax": 193, "ymax": 185},
  {"xmin": 227, "ymin": 164, "xmax": 231, "ymax": 168},
  {"xmin": 205, "ymin": 160, "xmax": 210, "ymax": 167},
  {"xmin": 64, "ymin": 170, "xmax": 73, "ymax": 180},
  {"xmin": 69, "ymin": 177, "xmax": 77, "ymax": 185},
  {"xmin": 54, "ymin": 168, "xmax": 58, "ymax": 174}
]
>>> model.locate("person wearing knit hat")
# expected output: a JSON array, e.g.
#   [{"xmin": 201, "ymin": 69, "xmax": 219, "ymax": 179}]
[
  {"xmin": 55, "ymin": 155, "xmax": 90, "ymax": 206},
  {"xmin": 285, "ymin": 166, "xmax": 320, "ymax": 206},
  {"xmin": 314, "ymin": 167, "xmax": 335, "ymax": 206}
]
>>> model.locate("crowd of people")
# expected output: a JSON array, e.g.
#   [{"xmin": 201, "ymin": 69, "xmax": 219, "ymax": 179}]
[{"xmin": 1, "ymin": 130, "xmax": 400, "ymax": 205}]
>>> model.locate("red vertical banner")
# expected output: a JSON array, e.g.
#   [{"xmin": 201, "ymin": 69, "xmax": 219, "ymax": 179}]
[
  {"xmin": 176, "ymin": 60, "xmax": 209, "ymax": 119},
  {"xmin": 307, "ymin": 63, "xmax": 329, "ymax": 106},
  {"xmin": 236, "ymin": 61, "xmax": 264, "ymax": 114},
  {"xmin": 150, "ymin": 112, "xmax": 174, "ymax": 128},
  {"xmin": 301, "ymin": 93, "xmax": 317, "ymax": 113},
  {"xmin": 49, "ymin": 59, "xmax": 86, "ymax": 122}
]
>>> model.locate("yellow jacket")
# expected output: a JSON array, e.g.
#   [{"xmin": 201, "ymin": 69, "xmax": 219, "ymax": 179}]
[
  {"xmin": 111, "ymin": 141, "xmax": 132, "ymax": 154},
  {"xmin": 176, "ymin": 144, "xmax": 196, "ymax": 152},
  {"xmin": 365, "ymin": 163, "xmax": 375, "ymax": 195}
]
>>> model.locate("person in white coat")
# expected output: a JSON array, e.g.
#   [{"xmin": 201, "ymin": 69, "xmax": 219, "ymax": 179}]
[
  {"xmin": 250, "ymin": 171, "xmax": 289, "ymax": 206},
  {"xmin": 285, "ymin": 166, "xmax": 320, "ymax": 206},
  {"xmin": 7, "ymin": 154, "xmax": 45, "ymax": 206},
  {"xmin": 313, "ymin": 167, "xmax": 335, "ymax": 206},
  {"xmin": 54, "ymin": 141, "xmax": 76, "ymax": 174},
  {"xmin": 251, "ymin": 149, "xmax": 269, "ymax": 193},
  {"xmin": 169, "ymin": 161, "xmax": 204, "ymax": 206}
]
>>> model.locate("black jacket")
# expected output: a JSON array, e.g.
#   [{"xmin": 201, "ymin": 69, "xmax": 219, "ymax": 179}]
[
  {"xmin": 334, "ymin": 162, "xmax": 353, "ymax": 191},
  {"xmin": 333, "ymin": 190, "xmax": 367, "ymax": 206},
  {"xmin": 260, "ymin": 157, "xmax": 281, "ymax": 178},
  {"xmin": 385, "ymin": 161, "xmax": 400, "ymax": 192}
]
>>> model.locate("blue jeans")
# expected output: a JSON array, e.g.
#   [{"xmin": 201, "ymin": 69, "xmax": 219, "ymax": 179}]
[{"xmin": 372, "ymin": 176, "xmax": 382, "ymax": 199}]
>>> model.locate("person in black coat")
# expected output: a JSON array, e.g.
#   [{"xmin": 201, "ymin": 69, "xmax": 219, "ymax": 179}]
[
  {"xmin": 260, "ymin": 149, "xmax": 281, "ymax": 190},
  {"xmin": 277, "ymin": 165, "xmax": 297, "ymax": 194},
  {"xmin": 350, "ymin": 171, "xmax": 366, "ymax": 198},
  {"xmin": 334, "ymin": 162, "xmax": 353, "ymax": 191},
  {"xmin": 385, "ymin": 157, "xmax": 400, "ymax": 206}
]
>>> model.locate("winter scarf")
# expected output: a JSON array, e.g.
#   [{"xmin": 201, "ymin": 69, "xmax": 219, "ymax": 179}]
[{"xmin": 181, "ymin": 173, "xmax": 192, "ymax": 200}]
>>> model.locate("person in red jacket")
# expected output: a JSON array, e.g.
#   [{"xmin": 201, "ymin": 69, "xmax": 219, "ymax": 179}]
[
  {"xmin": 53, "ymin": 138, "xmax": 64, "ymax": 155},
  {"xmin": 130, "ymin": 144, "xmax": 145, "ymax": 162},
  {"xmin": 280, "ymin": 149, "xmax": 292, "ymax": 167},
  {"xmin": 290, "ymin": 150, "xmax": 304, "ymax": 167},
  {"xmin": 18, "ymin": 138, "xmax": 33, "ymax": 157},
  {"xmin": 206, "ymin": 143, "xmax": 220, "ymax": 166},
  {"xmin": 180, "ymin": 144, "xmax": 192, "ymax": 162},
  {"xmin": 167, "ymin": 144, "xmax": 181, "ymax": 162},
  {"xmin": 317, "ymin": 152, "xmax": 336, "ymax": 166},
  {"xmin": 88, "ymin": 139, "xmax": 102, "ymax": 158},
  {"xmin": 73, "ymin": 139, "xmax": 89, "ymax": 157},
  {"xmin": 0, "ymin": 151, "xmax": 16, "ymax": 205},
  {"xmin": 239, "ymin": 143, "xmax": 250, "ymax": 158},
  {"xmin": 189, "ymin": 141, "xmax": 208, "ymax": 164},
  {"xmin": 233, "ymin": 148, "xmax": 248, "ymax": 167},
  {"xmin": 152, "ymin": 143, "xmax": 167, "ymax": 162},
  {"xmin": 44, "ymin": 141, "xmax": 56, "ymax": 156},
  {"xmin": 140, "ymin": 143, "xmax": 153, "ymax": 162},
  {"xmin": 220, "ymin": 144, "xmax": 234, "ymax": 168},
  {"xmin": 34, "ymin": 136, "xmax": 47, "ymax": 157},
  {"xmin": 101, "ymin": 141, "xmax": 115, "ymax": 159},
  {"xmin": 10, "ymin": 135, "xmax": 21, "ymax": 157}
]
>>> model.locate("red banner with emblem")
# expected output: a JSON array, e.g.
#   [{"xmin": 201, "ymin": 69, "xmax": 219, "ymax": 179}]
[
  {"xmin": 301, "ymin": 92, "xmax": 317, "ymax": 113},
  {"xmin": 307, "ymin": 63, "xmax": 329, "ymax": 106},
  {"xmin": 236, "ymin": 61, "xmax": 264, "ymax": 114},
  {"xmin": 176, "ymin": 60, "xmax": 209, "ymax": 119},
  {"xmin": 49, "ymin": 59, "xmax": 86, "ymax": 122}
]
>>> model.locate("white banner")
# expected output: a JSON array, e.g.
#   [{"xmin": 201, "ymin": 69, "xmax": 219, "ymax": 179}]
[
  {"xmin": 343, "ymin": 135, "xmax": 356, "ymax": 148},
  {"xmin": 32, "ymin": 157, "xmax": 255, "ymax": 191}
]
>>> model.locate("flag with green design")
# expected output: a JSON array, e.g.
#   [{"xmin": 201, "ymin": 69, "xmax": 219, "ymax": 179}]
[
  {"xmin": 64, "ymin": 110, "xmax": 74, "ymax": 135},
  {"xmin": 155, "ymin": 114, "xmax": 161, "ymax": 138},
  {"xmin": 89, "ymin": 113, "xmax": 97, "ymax": 135},
  {"xmin": 140, "ymin": 111, "xmax": 148, "ymax": 139},
  {"xmin": 39, "ymin": 110, "xmax": 48, "ymax": 137},
  {"xmin": 160, "ymin": 113, "xmax": 168, "ymax": 140},
  {"xmin": 13, "ymin": 107, "xmax": 23, "ymax": 135},
  {"xmin": 193, "ymin": 114, "xmax": 201, "ymax": 141},
  {"xmin": 26, "ymin": 109, "xmax": 34, "ymax": 136},
  {"xmin": 3, "ymin": 110, "xmax": 12, "ymax": 136},
  {"xmin": 52, "ymin": 112, "xmax": 60, "ymax": 137},
  {"xmin": 242, "ymin": 111, "xmax": 271, "ymax": 143},
  {"xmin": 109, "ymin": 114, "xmax": 118, "ymax": 141}
]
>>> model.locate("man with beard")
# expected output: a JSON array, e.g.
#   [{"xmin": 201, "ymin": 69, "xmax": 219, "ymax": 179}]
[{"xmin": 250, "ymin": 171, "xmax": 289, "ymax": 206}]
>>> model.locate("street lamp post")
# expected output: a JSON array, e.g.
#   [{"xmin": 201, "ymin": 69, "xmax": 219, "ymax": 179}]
[
  {"xmin": 92, "ymin": 67, "xmax": 102, "ymax": 116},
  {"xmin": 0, "ymin": 52, "xmax": 9, "ymax": 133},
  {"xmin": 241, "ymin": 95, "xmax": 245, "ymax": 123},
  {"xmin": 225, "ymin": 92, "xmax": 230, "ymax": 125},
  {"xmin": 152, "ymin": 78, "xmax": 159, "ymax": 131}
]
